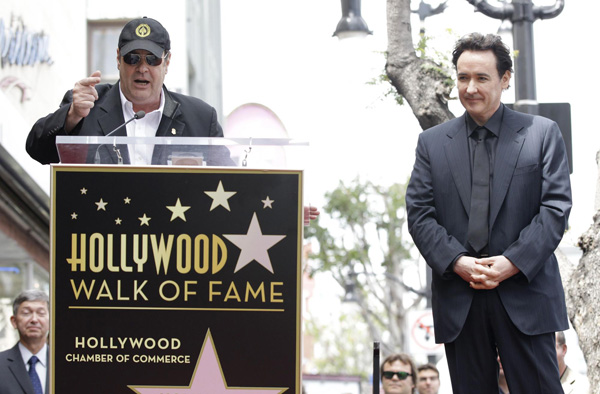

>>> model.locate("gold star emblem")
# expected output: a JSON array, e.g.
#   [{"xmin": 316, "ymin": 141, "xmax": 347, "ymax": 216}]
[
  {"xmin": 138, "ymin": 214, "xmax": 151, "ymax": 226},
  {"xmin": 115, "ymin": 218, "xmax": 122, "ymax": 225},
  {"xmin": 166, "ymin": 198, "xmax": 191, "ymax": 222},
  {"xmin": 262, "ymin": 196, "xmax": 274, "ymax": 209},
  {"xmin": 71, "ymin": 212, "xmax": 78, "ymax": 220},
  {"xmin": 95, "ymin": 198, "xmax": 108, "ymax": 211},
  {"xmin": 205, "ymin": 181, "xmax": 237, "ymax": 212},
  {"xmin": 80, "ymin": 188, "xmax": 87, "ymax": 195},
  {"xmin": 223, "ymin": 213, "xmax": 286, "ymax": 273},
  {"xmin": 124, "ymin": 197, "xmax": 131, "ymax": 204}
]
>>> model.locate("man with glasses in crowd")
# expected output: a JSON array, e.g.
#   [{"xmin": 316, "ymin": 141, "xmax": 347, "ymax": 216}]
[
  {"xmin": 0, "ymin": 290, "xmax": 50, "ymax": 394},
  {"xmin": 26, "ymin": 17, "xmax": 226, "ymax": 165},
  {"xmin": 381, "ymin": 353, "xmax": 417, "ymax": 394}
]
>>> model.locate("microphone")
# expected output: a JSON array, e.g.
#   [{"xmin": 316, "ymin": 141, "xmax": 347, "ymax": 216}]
[
  {"xmin": 106, "ymin": 110, "xmax": 146, "ymax": 137},
  {"xmin": 94, "ymin": 111, "xmax": 145, "ymax": 164}
]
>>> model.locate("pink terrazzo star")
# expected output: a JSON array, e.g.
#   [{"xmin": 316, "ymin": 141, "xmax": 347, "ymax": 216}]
[{"xmin": 129, "ymin": 330, "xmax": 287, "ymax": 394}]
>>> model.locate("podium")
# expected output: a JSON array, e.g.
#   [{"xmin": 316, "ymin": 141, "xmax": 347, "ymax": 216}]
[{"xmin": 50, "ymin": 136, "xmax": 307, "ymax": 393}]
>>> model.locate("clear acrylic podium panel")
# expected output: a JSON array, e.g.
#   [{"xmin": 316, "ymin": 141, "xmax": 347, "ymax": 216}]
[{"xmin": 56, "ymin": 136, "xmax": 308, "ymax": 169}]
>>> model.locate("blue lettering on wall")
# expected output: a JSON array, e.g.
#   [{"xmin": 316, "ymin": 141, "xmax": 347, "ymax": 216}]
[{"xmin": 0, "ymin": 16, "xmax": 53, "ymax": 68}]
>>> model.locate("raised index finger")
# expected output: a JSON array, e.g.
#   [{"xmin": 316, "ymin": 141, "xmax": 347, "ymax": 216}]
[{"xmin": 79, "ymin": 70, "xmax": 102, "ymax": 87}]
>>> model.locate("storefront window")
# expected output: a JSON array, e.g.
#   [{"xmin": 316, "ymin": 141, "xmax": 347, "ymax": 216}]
[{"xmin": 88, "ymin": 21, "xmax": 125, "ymax": 84}]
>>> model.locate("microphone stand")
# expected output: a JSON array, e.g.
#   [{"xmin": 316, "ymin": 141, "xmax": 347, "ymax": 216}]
[
  {"xmin": 94, "ymin": 111, "xmax": 145, "ymax": 164},
  {"xmin": 373, "ymin": 341, "xmax": 380, "ymax": 394}
]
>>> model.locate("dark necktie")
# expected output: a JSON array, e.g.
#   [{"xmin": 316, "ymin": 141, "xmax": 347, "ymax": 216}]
[
  {"xmin": 467, "ymin": 127, "xmax": 490, "ymax": 254},
  {"xmin": 28, "ymin": 355, "xmax": 44, "ymax": 394}
]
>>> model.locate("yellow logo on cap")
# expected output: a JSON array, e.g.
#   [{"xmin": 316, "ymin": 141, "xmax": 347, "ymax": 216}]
[{"xmin": 135, "ymin": 24, "xmax": 151, "ymax": 38}]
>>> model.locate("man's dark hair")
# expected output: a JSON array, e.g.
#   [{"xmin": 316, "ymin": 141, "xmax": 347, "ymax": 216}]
[
  {"xmin": 417, "ymin": 363, "xmax": 440, "ymax": 377},
  {"xmin": 556, "ymin": 331, "xmax": 566, "ymax": 347},
  {"xmin": 452, "ymin": 32, "xmax": 514, "ymax": 78},
  {"xmin": 13, "ymin": 289, "xmax": 49, "ymax": 316}
]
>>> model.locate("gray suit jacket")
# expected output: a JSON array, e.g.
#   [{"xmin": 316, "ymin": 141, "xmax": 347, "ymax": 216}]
[
  {"xmin": 0, "ymin": 343, "xmax": 49, "ymax": 394},
  {"xmin": 406, "ymin": 105, "xmax": 572, "ymax": 343}
]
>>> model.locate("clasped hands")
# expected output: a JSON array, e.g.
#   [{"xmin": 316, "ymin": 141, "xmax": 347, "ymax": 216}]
[{"xmin": 454, "ymin": 255, "xmax": 520, "ymax": 290}]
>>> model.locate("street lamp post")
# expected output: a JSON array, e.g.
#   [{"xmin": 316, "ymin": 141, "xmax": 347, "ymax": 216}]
[{"xmin": 466, "ymin": 0, "xmax": 565, "ymax": 115}]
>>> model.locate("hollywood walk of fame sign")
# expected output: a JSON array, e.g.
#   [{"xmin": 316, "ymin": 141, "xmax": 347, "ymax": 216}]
[{"xmin": 50, "ymin": 165, "xmax": 303, "ymax": 393}]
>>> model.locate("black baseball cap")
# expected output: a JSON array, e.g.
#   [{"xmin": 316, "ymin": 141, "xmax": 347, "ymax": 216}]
[{"xmin": 118, "ymin": 17, "xmax": 170, "ymax": 57}]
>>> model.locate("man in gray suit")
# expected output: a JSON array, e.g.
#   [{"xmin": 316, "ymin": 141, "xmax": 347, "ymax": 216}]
[
  {"xmin": 406, "ymin": 33, "xmax": 571, "ymax": 393},
  {"xmin": 0, "ymin": 290, "xmax": 49, "ymax": 394}
]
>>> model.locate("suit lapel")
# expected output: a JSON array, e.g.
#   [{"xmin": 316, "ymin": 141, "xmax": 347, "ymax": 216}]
[
  {"xmin": 444, "ymin": 115, "xmax": 471, "ymax": 214},
  {"xmin": 97, "ymin": 85, "xmax": 126, "ymax": 136},
  {"xmin": 489, "ymin": 108, "xmax": 526, "ymax": 229},
  {"xmin": 7, "ymin": 345, "xmax": 34, "ymax": 394},
  {"xmin": 96, "ymin": 84, "xmax": 130, "ymax": 164},
  {"xmin": 151, "ymin": 90, "xmax": 184, "ymax": 164},
  {"xmin": 98, "ymin": 83, "xmax": 129, "ymax": 164},
  {"xmin": 155, "ymin": 88, "xmax": 184, "ymax": 137}
]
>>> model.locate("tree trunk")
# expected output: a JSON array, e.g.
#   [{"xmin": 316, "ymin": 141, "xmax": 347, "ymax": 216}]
[
  {"xmin": 571, "ymin": 224, "xmax": 600, "ymax": 392},
  {"xmin": 385, "ymin": 0, "xmax": 455, "ymax": 130},
  {"xmin": 569, "ymin": 152, "xmax": 600, "ymax": 393}
]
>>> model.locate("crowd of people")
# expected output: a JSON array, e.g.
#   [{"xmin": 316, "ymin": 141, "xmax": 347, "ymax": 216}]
[
  {"xmin": 379, "ymin": 345, "xmax": 589, "ymax": 394},
  {"xmin": 379, "ymin": 354, "xmax": 441, "ymax": 394}
]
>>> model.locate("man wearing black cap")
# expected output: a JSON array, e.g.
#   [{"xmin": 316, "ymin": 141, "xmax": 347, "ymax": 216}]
[{"xmin": 26, "ymin": 17, "xmax": 226, "ymax": 165}]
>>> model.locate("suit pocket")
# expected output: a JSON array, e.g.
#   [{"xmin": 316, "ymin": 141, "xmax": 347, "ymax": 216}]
[{"xmin": 513, "ymin": 163, "xmax": 538, "ymax": 176}]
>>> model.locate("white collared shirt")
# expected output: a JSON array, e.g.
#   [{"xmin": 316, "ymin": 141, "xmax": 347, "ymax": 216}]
[
  {"xmin": 18, "ymin": 342, "xmax": 48, "ymax": 394},
  {"xmin": 119, "ymin": 83, "xmax": 165, "ymax": 165}
]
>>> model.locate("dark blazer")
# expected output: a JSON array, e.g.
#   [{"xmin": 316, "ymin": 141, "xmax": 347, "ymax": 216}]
[
  {"xmin": 406, "ymin": 105, "xmax": 572, "ymax": 343},
  {"xmin": 26, "ymin": 83, "xmax": 232, "ymax": 166},
  {"xmin": 0, "ymin": 343, "xmax": 49, "ymax": 394}
]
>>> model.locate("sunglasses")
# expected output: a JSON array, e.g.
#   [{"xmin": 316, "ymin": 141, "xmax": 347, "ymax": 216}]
[
  {"xmin": 382, "ymin": 371, "xmax": 412, "ymax": 380},
  {"xmin": 122, "ymin": 53, "xmax": 167, "ymax": 67}
]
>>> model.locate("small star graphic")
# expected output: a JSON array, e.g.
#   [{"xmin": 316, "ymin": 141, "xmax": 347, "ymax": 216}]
[
  {"xmin": 115, "ymin": 218, "xmax": 122, "ymax": 225},
  {"xmin": 205, "ymin": 181, "xmax": 237, "ymax": 211},
  {"xmin": 80, "ymin": 187, "xmax": 87, "ymax": 195},
  {"xmin": 95, "ymin": 198, "xmax": 108, "ymax": 211},
  {"xmin": 138, "ymin": 214, "xmax": 151, "ymax": 226},
  {"xmin": 223, "ymin": 213, "xmax": 286, "ymax": 273},
  {"xmin": 71, "ymin": 212, "xmax": 78, "ymax": 220},
  {"xmin": 128, "ymin": 330, "xmax": 285, "ymax": 394},
  {"xmin": 166, "ymin": 198, "xmax": 191, "ymax": 222},
  {"xmin": 262, "ymin": 196, "xmax": 274, "ymax": 209},
  {"xmin": 124, "ymin": 197, "xmax": 131, "ymax": 204}
]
